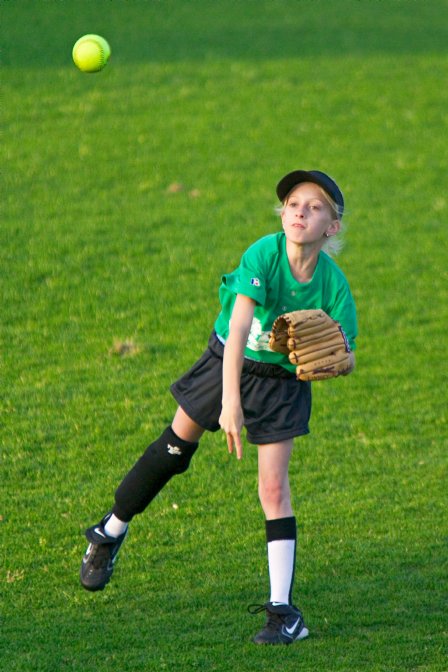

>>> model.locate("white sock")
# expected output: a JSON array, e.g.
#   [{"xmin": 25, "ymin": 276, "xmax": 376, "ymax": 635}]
[
  {"xmin": 268, "ymin": 539, "xmax": 296, "ymax": 605},
  {"xmin": 104, "ymin": 514, "xmax": 128, "ymax": 538}
]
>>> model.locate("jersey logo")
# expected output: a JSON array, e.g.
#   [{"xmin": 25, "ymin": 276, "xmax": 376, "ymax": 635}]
[
  {"xmin": 246, "ymin": 317, "xmax": 271, "ymax": 352},
  {"xmin": 250, "ymin": 277, "xmax": 261, "ymax": 287}
]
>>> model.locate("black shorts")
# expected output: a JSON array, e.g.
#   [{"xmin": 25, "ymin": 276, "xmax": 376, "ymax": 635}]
[{"xmin": 170, "ymin": 332, "xmax": 311, "ymax": 445}]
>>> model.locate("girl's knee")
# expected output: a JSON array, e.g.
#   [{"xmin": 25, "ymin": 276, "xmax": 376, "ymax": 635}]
[{"xmin": 258, "ymin": 478, "xmax": 290, "ymax": 510}]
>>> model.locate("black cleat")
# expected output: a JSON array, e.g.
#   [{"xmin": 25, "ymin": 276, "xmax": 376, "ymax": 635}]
[
  {"xmin": 80, "ymin": 513, "xmax": 128, "ymax": 592},
  {"xmin": 249, "ymin": 602, "xmax": 309, "ymax": 645}
]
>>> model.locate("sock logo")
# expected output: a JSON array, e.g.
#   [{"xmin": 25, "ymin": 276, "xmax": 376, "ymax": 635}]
[{"xmin": 167, "ymin": 444, "xmax": 182, "ymax": 456}]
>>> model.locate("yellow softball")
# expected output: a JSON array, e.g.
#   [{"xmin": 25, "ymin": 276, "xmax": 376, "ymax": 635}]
[{"xmin": 72, "ymin": 34, "xmax": 111, "ymax": 73}]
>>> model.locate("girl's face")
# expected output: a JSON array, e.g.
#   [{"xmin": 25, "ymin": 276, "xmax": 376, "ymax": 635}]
[{"xmin": 281, "ymin": 182, "xmax": 340, "ymax": 246}]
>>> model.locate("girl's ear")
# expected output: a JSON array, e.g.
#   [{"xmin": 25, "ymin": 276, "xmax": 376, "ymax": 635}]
[{"xmin": 326, "ymin": 219, "xmax": 341, "ymax": 237}]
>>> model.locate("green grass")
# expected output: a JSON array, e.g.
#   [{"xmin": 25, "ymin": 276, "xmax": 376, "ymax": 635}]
[{"xmin": 1, "ymin": 0, "xmax": 447, "ymax": 670}]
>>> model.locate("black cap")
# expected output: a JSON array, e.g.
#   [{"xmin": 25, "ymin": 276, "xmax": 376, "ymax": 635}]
[{"xmin": 276, "ymin": 170, "xmax": 344, "ymax": 216}]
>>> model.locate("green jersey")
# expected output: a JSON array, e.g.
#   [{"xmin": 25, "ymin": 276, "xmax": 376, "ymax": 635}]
[{"xmin": 214, "ymin": 232, "xmax": 357, "ymax": 374}]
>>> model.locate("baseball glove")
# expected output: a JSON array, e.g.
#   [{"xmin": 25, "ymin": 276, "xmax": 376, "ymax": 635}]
[{"xmin": 269, "ymin": 309, "xmax": 352, "ymax": 381}]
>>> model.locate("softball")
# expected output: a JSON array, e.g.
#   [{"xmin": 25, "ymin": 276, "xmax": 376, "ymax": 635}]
[{"xmin": 72, "ymin": 34, "xmax": 111, "ymax": 73}]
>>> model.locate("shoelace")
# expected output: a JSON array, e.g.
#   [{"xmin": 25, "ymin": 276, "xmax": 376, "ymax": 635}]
[
  {"xmin": 247, "ymin": 604, "xmax": 266, "ymax": 615},
  {"xmin": 247, "ymin": 604, "xmax": 283, "ymax": 631},
  {"xmin": 88, "ymin": 543, "xmax": 112, "ymax": 569}
]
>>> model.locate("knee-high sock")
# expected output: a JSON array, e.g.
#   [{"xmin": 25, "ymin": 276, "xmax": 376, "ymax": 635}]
[
  {"xmin": 266, "ymin": 516, "xmax": 297, "ymax": 605},
  {"xmin": 112, "ymin": 426, "xmax": 199, "ymax": 522}
]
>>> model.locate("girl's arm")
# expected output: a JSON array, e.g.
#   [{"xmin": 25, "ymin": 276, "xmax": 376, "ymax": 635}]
[{"xmin": 219, "ymin": 294, "xmax": 256, "ymax": 460}]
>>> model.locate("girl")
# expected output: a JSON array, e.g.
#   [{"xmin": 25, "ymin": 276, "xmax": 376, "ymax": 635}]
[{"xmin": 80, "ymin": 169, "xmax": 357, "ymax": 645}]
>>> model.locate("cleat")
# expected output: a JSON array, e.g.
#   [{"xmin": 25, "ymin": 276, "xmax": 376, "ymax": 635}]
[
  {"xmin": 80, "ymin": 513, "xmax": 128, "ymax": 591},
  {"xmin": 249, "ymin": 602, "xmax": 309, "ymax": 645}
]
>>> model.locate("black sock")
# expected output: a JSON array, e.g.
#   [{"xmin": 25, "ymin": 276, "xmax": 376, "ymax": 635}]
[{"xmin": 112, "ymin": 426, "xmax": 199, "ymax": 522}]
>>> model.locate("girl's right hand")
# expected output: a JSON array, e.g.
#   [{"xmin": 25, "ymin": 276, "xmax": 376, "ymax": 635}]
[{"xmin": 219, "ymin": 401, "xmax": 244, "ymax": 460}]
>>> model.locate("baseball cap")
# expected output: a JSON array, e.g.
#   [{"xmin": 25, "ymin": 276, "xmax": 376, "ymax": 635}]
[{"xmin": 276, "ymin": 170, "xmax": 344, "ymax": 216}]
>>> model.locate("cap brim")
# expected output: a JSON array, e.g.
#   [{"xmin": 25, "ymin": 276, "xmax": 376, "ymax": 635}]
[{"xmin": 276, "ymin": 170, "xmax": 329, "ymax": 202}]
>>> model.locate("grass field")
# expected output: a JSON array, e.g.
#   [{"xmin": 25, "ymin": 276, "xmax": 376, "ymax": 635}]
[{"xmin": 2, "ymin": 1, "xmax": 448, "ymax": 670}]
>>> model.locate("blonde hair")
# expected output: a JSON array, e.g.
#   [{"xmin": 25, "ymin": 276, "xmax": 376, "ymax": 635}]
[{"xmin": 276, "ymin": 184, "xmax": 346, "ymax": 257}]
